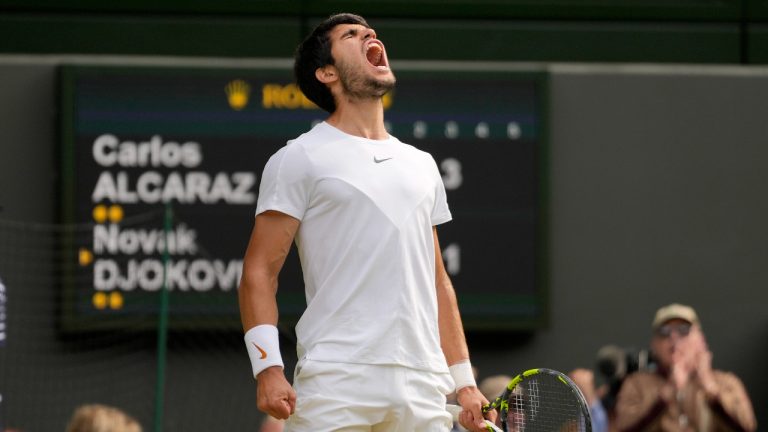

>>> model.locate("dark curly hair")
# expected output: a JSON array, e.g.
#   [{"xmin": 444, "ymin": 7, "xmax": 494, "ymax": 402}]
[{"xmin": 294, "ymin": 13, "xmax": 370, "ymax": 113}]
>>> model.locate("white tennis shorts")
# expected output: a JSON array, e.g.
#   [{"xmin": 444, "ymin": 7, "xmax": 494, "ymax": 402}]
[{"xmin": 284, "ymin": 360, "xmax": 454, "ymax": 432}]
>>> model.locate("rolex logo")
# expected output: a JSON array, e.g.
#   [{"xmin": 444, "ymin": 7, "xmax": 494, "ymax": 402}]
[{"xmin": 225, "ymin": 79, "xmax": 251, "ymax": 110}]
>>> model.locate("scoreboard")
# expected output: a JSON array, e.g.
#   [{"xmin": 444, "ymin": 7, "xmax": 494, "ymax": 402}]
[{"xmin": 59, "ymin": 62, "xmax": 547, "ymax": 332}]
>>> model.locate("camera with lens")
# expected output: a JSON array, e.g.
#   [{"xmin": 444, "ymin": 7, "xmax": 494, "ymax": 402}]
[{"xmin": 594, "ymin": 344, "xmax": 656, "ymax": 410}]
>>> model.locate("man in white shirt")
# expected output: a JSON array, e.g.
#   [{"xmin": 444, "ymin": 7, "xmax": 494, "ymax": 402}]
[{"xmin": 238, "ymin": 13, "xmax": 492, "ymax": 432}]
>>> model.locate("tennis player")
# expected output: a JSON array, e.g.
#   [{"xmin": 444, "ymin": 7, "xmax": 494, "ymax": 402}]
[{"xmin": 238, "ymin": 13, "xmax": 493, "ymax": 432}]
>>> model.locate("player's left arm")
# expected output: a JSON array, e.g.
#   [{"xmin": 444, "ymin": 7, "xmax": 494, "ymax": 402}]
[
  {"xmin": 433, "ymin": 226, "xmax": 469, "ymax": 366},
  {"xmin": 433, "ymin": 227, "xmax": 495, "ymax": 432}
]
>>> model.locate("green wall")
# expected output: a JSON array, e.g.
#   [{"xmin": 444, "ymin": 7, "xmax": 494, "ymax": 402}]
[{"xmin": 0, "ymin": 0, "xmax": 767, "ymax": 63}]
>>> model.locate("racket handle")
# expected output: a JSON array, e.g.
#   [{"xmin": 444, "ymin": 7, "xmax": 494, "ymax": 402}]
[
  {"xmin": 446, "ymin": 404, "xmax": 503, "ymax": 432},
  {"xmin": 483, "ymin": 420, "xmax": 503, "ymax": 432}
]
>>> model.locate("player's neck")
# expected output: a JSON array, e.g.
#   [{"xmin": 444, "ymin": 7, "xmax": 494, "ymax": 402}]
[{"xmin": 326, "ymin": 98, "xmax": 388, "ymax": 140}]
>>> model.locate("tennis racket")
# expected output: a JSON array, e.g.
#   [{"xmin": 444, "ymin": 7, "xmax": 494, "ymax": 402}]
[{"xmin": 449, "ymin": 368, "xmax": 592, "ymax": 432}]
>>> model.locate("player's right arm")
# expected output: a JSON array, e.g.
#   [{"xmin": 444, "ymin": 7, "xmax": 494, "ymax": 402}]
[{"xmin": 239, "ymin": 210, "xmax": 300, "ymax": 420}]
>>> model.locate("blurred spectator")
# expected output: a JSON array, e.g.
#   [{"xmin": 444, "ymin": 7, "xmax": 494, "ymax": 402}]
[
  {"xmin": 569, "ymin": 368, "xmax": 609, "ymax": 432},
  {"xmin": 478, "ymin": 374, "xmax": 511, "ymax": 402},
  {"xmin": 613, "ymin": 303, "xmax": 757, "ymax": 431},
  {"xmin": 65, "ymin": 404, "xmax": 141, "ymax": 432},
  {"xmin": 594, "ymin": 343, "xmax": 655, "ymax": 415}
]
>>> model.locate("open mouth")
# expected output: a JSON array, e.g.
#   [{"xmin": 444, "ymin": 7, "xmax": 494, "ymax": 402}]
[{"xmin": 365, "ymin": 41, "xmax": 389, "ymax": 70}]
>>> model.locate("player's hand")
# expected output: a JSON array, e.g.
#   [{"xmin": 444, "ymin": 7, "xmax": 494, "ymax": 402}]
[
  {"xmin": 256, "ymin": 366, "xmax": 296, "ymax": 420},
  {"xmin": 457, "ymin": 386, "xmax": 497, "ymax": 432}
]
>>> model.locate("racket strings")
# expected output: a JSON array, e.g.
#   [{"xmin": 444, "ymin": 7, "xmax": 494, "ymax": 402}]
[{"xmin": 502, "ymin": 375, "xmax": 589, "ymax": 432}]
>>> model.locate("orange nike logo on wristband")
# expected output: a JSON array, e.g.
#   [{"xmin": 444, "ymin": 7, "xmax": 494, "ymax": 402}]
[{"xmin": 252, "ymin": 342, "xmax": 267, "ymax": 359}]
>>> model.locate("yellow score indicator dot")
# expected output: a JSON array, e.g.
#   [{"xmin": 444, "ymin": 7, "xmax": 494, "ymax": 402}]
[
  {"xmin": 108, "ymin": 205, "xmax": 123, "ymax": 223},
  {"xmin": 78, "ymin": 248, "xmax": 93, "ymax": 266},
  {"xmin": 92, "ymin": 291, "xmax": 124, "ymax": 310},
  {"xmin": 92, "ymin": 205, "xmax": 108, "ymax": 223},
  {"xmin": 109, "ymin": 291, "xmax": 124, "ymax": 310},
  {"xmin": 92, "ymin": 204, "xmax": 124, "ymax": 223},
  {"xmin": 93, "ymin": 292, "xmax": 108, "ymax": 309}
]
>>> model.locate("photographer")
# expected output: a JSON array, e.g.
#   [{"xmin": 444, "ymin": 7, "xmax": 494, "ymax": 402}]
[
  {"xmin": 595, "ymin": 343, "xmax": 655, "ymax": 417},
  {"xmin": 613, "ymin": 304, "xmax": 756, "ymax": 432}
]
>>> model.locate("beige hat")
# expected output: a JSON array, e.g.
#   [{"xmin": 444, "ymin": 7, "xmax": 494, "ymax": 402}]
[{"xmin": 652, "ymin": 303, "xmax": 700, "ymax": 330}]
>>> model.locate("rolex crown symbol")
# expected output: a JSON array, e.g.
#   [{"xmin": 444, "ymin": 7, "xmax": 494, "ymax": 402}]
[{"xmin": 225, "ymin": 79, "xmax": 251, "ymax": 110}]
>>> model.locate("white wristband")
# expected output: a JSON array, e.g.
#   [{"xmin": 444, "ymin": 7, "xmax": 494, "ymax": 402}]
[
  {"xmin": 244, "ymin": 325, "xmax": 284, "ymax": 379},
  {"xmin": 449, "ymin": 360, "xmax": 476, "ymax": 391}
]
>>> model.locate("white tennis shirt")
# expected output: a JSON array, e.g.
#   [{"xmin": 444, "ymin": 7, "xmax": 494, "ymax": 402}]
[{"xmin": 256, "ymin": 121, "xmax": 452, "ymax": 373}]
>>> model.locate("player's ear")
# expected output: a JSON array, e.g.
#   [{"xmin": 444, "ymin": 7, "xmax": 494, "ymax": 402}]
[{"xmin": 315, "ymin": 65, "xmax": 338, "ymax": 84}]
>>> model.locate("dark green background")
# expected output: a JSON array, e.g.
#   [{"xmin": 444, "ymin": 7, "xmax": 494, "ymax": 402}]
[{"xmin": 1, "ymin": 0, "xmax": 768, "ymax": 63}]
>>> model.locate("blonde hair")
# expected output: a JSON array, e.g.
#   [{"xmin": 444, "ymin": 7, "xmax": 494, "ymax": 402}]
[{"xmin": 66, "ymin": 404, "xmax": 142, "ymax": 432}]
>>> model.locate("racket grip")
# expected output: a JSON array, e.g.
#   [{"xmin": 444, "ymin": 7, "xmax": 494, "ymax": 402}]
[
  {"xmin": 484, "ymin": 421, "xmax": 503, "ymax": 432},
  {"xmin": 446, "ymin": 404, "xmax": 503, "ymax": 432}
]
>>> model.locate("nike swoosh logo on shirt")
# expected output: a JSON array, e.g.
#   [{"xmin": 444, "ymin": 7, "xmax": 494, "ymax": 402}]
[
  {"xmin": 374, "ymin": 156, "xmax": 393, "ymax": 163},
  {"xmin": 252, "ymin": 342, "xmax": 267, "ymax": 359}
]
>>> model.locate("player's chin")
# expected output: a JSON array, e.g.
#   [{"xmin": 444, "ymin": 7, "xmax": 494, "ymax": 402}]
[
  {"xmin": 366, "ymin": 77, "xmax": 395, "ymax": 98},
  {"xmin": 380, "ymin": 74, "xmax": 397, "ymax": 89},
  {"xmin": 369, "ymin": 70, "xmax": 395, "ymax": 86}
]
